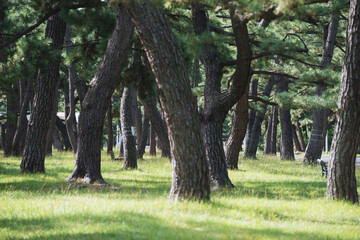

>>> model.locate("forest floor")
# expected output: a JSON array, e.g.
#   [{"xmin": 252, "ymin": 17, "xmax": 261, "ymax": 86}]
[{"xmin": 0, "ymin": 151, "xmax": 359, "ymax": 240}]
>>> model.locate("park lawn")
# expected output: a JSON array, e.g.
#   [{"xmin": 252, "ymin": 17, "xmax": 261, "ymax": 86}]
[{"xmin": 0, "ymin": 151, "xmax": 359, "ymax": 240}]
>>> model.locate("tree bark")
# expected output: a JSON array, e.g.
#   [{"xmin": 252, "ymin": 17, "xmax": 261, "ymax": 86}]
[
  {"xmin": 55, "ymin": 116, "xmax": 72, "ymax": 150},
  {"xmin": 107, "ymin": 102, "xmax": 114, "ymax": 155},
  {"xmin": 296, "ymin": 121, "xmax": 306, "ymax": 151},
  {"xmin": 138, "ymin": 108, "xmax": 149, "ymax": 158},
  {"xmin": 327, "ymin": 0, "xmax": 360, "ymax": 204},
  {"xmin": 133, "ymin": 93, "xmax": 142, "ymax": 150},
  {"xmin": 149, "ymin": 124, "xmax": 156, "ymax": 156},
  {"xmin": 303, "ymin": 15, "xmax": 339, "ymax": 164},
  {"xmin": 276, "ymin": 78, "xmax": 295, "ymax": 160},
  {"xmin": 45, "ymin": 83, "xmax": 59, "ymax": 156},
  {"xmin": 4, "ymin": 85, "xmax": 19, "ymax": 157},
  {"xmin": 225, "ymin": 88, "xmax": 248, "ymax": 169},
  {"xmin": 121, "ymin": 87, "xmax": 137, "ymax": 169},
  {"xmin": 264, "ymin": 106, "xmax": 278, "ymax": 155},
  {"xmin": 20, "ymin": 15, "xmax": 66, "ymax": 172},
  {"xmin": 244, "ymin": 78, "xmax": 275, "ymax": 158},
  {"xmin": 292, "ymin": 124, "xmax": 302, "ymax": 152},
  {"xmin": 66, "ymin": 5, "xmax": 134, "ymax": 184},
  {"xmin": 245, "ymin": 78, "xmax": 258, "ymax": 154},
  {"xmin": 127, "ymin": 2, "xmax": 210, "ymax": 201},
  {"xmin": 12, "ymin": 78, "xmax": 33, "ymax": 156},
  {"xmin": 143, "ymin": 97, "xmax": 170, "ymax": 158}
]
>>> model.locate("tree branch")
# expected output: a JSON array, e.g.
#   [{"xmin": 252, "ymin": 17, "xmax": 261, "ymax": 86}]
[
  {"xmin": 248, "ymin": 95, "xmax": 278, "ymax": 106},
  {"xmin": 252, "ymin": 70, "xmax": 299, "ymax": 80}
]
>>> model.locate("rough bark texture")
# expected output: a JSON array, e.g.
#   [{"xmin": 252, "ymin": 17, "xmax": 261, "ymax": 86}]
[
  {"xmin": 45, "ymin": 83, "xmax": 59, "ymax": 156},
  {"xmin": 264, "ymin": 106, "xmax": 278, "ymax": 155},
  {"xmin": 127, "ymin": 2, "xmax": 210, "ymax": 201},
  {"xmin": 4, "ymin": 86, "xmax": 19, "ymax": 157},
  {"xmin": 143, "ymin": 97, "xmax": 170, "ymax": 158},
  {"xmin": 245, "ymin": 78, "xmax": 258, "ymax": 153},
  {"xmin": 292, "ymin": 124, "xmax": 302, "ymax": 152},
  {"xmin": 327, "ymin": 0, "xmax": 360, "ymax": 204},
  {"xmin": 55, "ymin": 116, "xmax": 72, "ymax": 151},
  {"xmin": 244, "ymin": 78, "xmax": 275, "ymax": 158},
  {"xmin": 107, "ymin": 102, "xmax": 114, "ymax": 155},
  {"xmin": 225, "ymin": 88, "xmax": 248, "ymax": 169},
  {"xmin": 66, "ymin": 5, "xmax": 134, "ymax": 184},
  {"xmin": 138, "ymin": 108, "xmax": 149, "ymax": 158},
  {"xmin": 133, "ymin": 93, "xmax": 142, "ymax": 149},
  {"xmin": 303, "ymin": 16, "xmax": 339, "ymax": 164},
  {"xmin": 12, "ymin": 78, "xmax": 33, "ymax": 156},
  {"xmin": 149, "ymin": 124, "xmax": 156, "ymax": 156},
  {"xmin": 121, "ymin": 87, "xmax": 137, "ymax": 169},
  {"xmin": 276, "ymin": 78, "xmax": 295, "ymax": 160},
  {"xmin": 192, "ymin": 5, "xmax": 252, "ymax": 189},
  {"xmin": 20, "ymin": 15, "xmax": 66, "ymax": 172}
]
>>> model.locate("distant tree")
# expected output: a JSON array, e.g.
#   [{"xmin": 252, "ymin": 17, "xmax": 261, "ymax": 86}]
[{"xmin": 327, "ymin": 0, "xmax": 360, "ymax": 204}]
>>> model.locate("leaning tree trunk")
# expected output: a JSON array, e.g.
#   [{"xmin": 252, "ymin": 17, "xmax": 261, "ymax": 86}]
[
  {"xmin": 225, "ymin": 88, "xmax": 249, "ymax": 169},
  {"xmin": 244, "ymin": 78, "xmax": 258, "ymax": 153},
  {"xmin": 143, "ymin": 97, "xmax": 170, "ymax": 158},
  {"xmin": 20, "ymin": 15, "xmax": 66, "ymax": 172},
  {"xmin": 12, "ymin": 78, "xmax": 33, "ymax": 156},
  {"xmin": 149, "ymin": 124, "xmax": 156, "ymax": 156},
  {"xmin": 121, "ymin": 87, "xmax": 137, "ymax": 169},
  {"xmin": 138, "ymin": 108, "xmax": 149, "ymax": 158},
  {"xmin": 264, "ymin": 106, "xmax": 278, "ymax": 155},
  {"xmin": 296, "ymin": 121, "xmax": 306, "ymax": 151},
  {"xmin": 304, "ymin": 15, "xmax": 339, "ymax": 164},
  {"xmin": 107, "ymin": 102, "xmax": 114, "ymax": 155},
  {"xmin": 327, "ymin": 0, "xmax": 360, "ymax": 204},
  {"xmin": 66, "ymin": 5, "xmax": 134, "ymax": 184},
  {"xmin": 45, "ymin": 83, "xmax": 59, "ymax": 156},
  {"xmin": 276, "ymin": 77, "xmax": 295, "ymax": 160},
  {"xmin": 244, "ymin": 78, "xmax": 275, "ymax": 158},
  {"xmin": 55, "ymin": 116, "xmax": 72, "ymax": 151},
  {"xmin": 4, "ymin": 85, "xmax": 19, "ymax": 157},
  {"xmin": 292, "ymin": 125, "xmax": 302, "ymax": 152},
  {"xmin": 127, "ymin": 2, "xmax": 210, "ymax": 201}
]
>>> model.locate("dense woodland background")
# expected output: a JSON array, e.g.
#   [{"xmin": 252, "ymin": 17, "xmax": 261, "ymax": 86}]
[{"xmin": 0, "ymin": 0, "xmax": 359, "ymax": 204}]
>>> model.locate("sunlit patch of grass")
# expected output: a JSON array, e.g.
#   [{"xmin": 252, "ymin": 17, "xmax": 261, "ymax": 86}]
[{"xmin": 0, "ymin": 150, "xmax": 359, "ymax": 239}]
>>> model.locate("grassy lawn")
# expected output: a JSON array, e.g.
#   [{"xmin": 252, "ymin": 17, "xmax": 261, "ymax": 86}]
[{"xmin": 1, "ymin": 151, "xmax": 359, "ymax": 240}]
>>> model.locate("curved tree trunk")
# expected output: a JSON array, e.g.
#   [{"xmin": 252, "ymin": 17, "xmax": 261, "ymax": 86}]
[
  {"xmin": 225, "ymin": 88, "xmax": 248, "ymax": 169},
  {"xmin": 143, "ymin": 97, "xmax": 170, "ymax": 158},
  {"xmin": 55, "ymin": 116, "xmax": 72, "ymax": 150},
  {"xmin": 121, "ymin": 87, "xmax": 137, "ymax": 169},
  {"xmin": 20, "ymin": 15, "xmax": 66, "ymax": 172},
  {"xmin": 292, "ymin": 124, "xmax": 302, "ymax": 152},
  {"xmin": 276, "ymin": 78, "xmax": 295, "ymax": 160},
  {"xmin": 12, "ymin": 78, "xmax": 33, "ymax": 156},
  {"xmin": 244, "ymin": 78, "xmax": 275, "ymax": 158},
  {"xmin": 138, "ymin": 108, "xmax": 149, "ymax": 158},
  {"xmin": 304, "ymin": 16, "xmax": 339, "ymax": 164},
  {"xmin": 66, "ymin": 5, "xmax": 134, "ymax": 184},
  {"xmin": 4, "ymin": 85, "xmax": 19, "ymax": 157},
  {"xmin": 127, "ymin": 2, "xmax": 210, "ymax": 201},
  {"xmin": 327, "ymin": 0, "xmax": 360, "ymax": 204},
  {"xmin": 296, "ymin": 121, "xmax": 306, "ymax": 152}
]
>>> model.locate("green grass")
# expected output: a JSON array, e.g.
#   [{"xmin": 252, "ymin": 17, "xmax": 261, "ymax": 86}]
[{"xmin": 1, "ymin": 151, "xmax": 360, "ymax": 240}]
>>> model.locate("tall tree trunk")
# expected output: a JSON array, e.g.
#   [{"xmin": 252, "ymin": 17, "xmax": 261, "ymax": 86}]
[
  {"xmin": 66, "ymin": 5, "xmax": 134, "ymax": 184},
  {"xmin": 244, "ymin": 78, "xmax": 275, "ymax": 158},
  {"xmin": 4, "ymin": 85, "xmax": 19, "ymax": 157},
  {"xmin": 327, "ymin": 0, "xmax": 360, "ymax": 204},
  {"xmin": 107, "ymin": 102, "xmax": 114, "ymax": 155},
  {"xmin": 143, "ymin": 97, "xmax": 170, "ymax": 158},
  {"xmin": 45, "ymin": 83, "xmax": 59, "ymax": 156},
  {"xmin": 304, "ymin": 15, "xmax": 339, "ymax": 164},
  {"xmin": 1, "ymin": 124, "xmax": 5, "ymax": 150},
  {"xmin": 245, "ymin": 78, "xmax": 258, "ymax": 153},
  {"xmin": 149, "ymin": 124, "xmax": 156, "ymax": 156},
  {"xmin": 53, "ymin": 126, "xmax": 63, "ymax": 151},
  {"xmin": 133, "ymin": 93, "xmax": 142, "ymax": 150},
  {"xmin": 121, "ymin": 87, "xmax": 137, "ymax": 169},
  {"xmin": 138, "ymin": 108, "xmax": 149, "ymax": 158},
  {"xmin": 55, "ymin": 116, "xmax": 72, "ymax": 150},
  {"xmin": 20, "ymin": 15, "xmax": 66, "ymax": 172},
  {"xmin": 292, "ymin": 124, "xmax": 302, "ymax": 152},
  {"xmin": 296, "ymin": 121, "xmax": 306, "ymax": 151},
  {"xmin": 225, "ymin": 87, "xmax": 249, "ymax": 169},
  {"xmin": 264, "ymin": 107, "xmax": 274, "ymax": 154},
  {"xmin": 270, "ymin": 106, "xmax": 278, "ymax": 154},
  {"xmin": 127, "ymin": 2, "xmax": 210, "ymax": 201},
  {"xmin": 276, "ymin": 78, "xmax": 295, "ymax": 160},
  {"xmin": 12, "ymin": 78, "xmax": 33, "ymax": 156}
]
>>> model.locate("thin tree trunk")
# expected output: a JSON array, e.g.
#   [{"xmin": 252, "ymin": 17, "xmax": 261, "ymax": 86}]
[
  {"xmin": 20, "ymin": 15, "xmax": 66, "ymax": 172},
  {"xmin": 121, "ymin": 87, "xmax": 137, "ymax": 169},
  {"xmin": 55, "ymin": 116, "xmax": 72, "ymax": 150},
  {"xmin": 292, "ymin": 124, "xmax": 302, "ymax": 152},
  {"xmin": 66, "ymin": 5, "xmax": 134, "ymax": 184},
  {"xmin": 225, "ymin": 87, "xmax": 248, "ymax": 169},
  {"xmin": 133, "ymin": 93, "xmax": 142, "ymax": 150},
  {"xmin": 127, "ymin": 2, "xmax": 210, "ymax": 201},
  {"xmin": 327, "ymin": 0, "xmax": 360, "ymax": 204},
  {"xmin": 304, "ymin": 15, "xmax": 339, "ymax": 164},
  {"xmin": 107, "ymin": 102, "xmax": 114, "ymax": 155},
  {"xmin": 4, "ymin": 85, "xmax": 19, "ymax": 157},
  {"xmin": 270, "ymin": 107, "xmax": 278, "ymax": 154},
  {"xmin": 12, "ymin": 78, "xmax": 33, "ymax": 156},
  {"xmin": 296, "ymin": 121, "xmax": 306, "ymax": 151},
  {"xmin": 149, "ymin": 124, "xmax": 156, "ymax": 156},
  {"xmin": 45, "ymin": 83, "xmax": 59, "ymax": 156},
  {"xmin": 245, "ymin": 78, "xmax": 258, "ymax": 153},
  {"xmin": 138, "ymin": 108, "xmax": 149, "ymax": 158}
]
